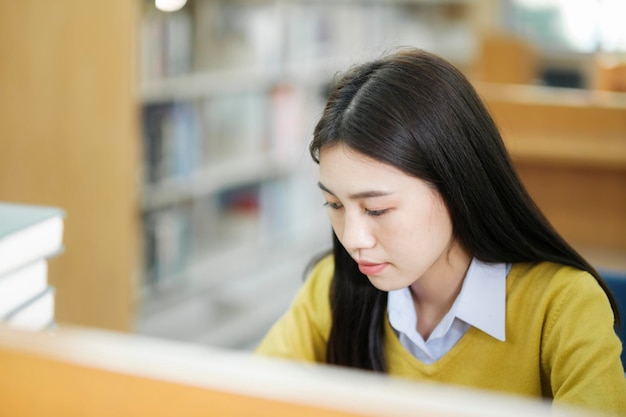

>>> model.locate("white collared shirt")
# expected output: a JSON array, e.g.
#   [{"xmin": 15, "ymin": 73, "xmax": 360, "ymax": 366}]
[{"xmin": 387, "ymin": 258, "xmax": 509, "ymax": 364}]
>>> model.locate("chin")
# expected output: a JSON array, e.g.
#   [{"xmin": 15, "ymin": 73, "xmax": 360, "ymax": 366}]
[{"xmin": 366, "ymin": 276, "xmax": 404, "ymax": 292}]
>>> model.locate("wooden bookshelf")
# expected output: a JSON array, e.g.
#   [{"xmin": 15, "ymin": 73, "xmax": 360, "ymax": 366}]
[
  {"xmin": 477, "ymin": 83, "xmax": 626, "ymax": 269},
  {"xmin": 0, "ymin": 1, "xmax": 140, "ymax": 331},
  {"xmin": 135, "ymin": 0, "xmax": 486, "ymax": 348}
]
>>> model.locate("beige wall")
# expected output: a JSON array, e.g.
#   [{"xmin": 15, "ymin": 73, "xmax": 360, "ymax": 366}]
[{"xmin": 0, "ymin": 1, "xmax": 140, "ymax": 330}]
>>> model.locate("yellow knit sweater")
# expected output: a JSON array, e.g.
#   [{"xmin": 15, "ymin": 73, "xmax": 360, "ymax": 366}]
[{"xmin": 256, "ymin": 256, "xmax": 626, "ymax": 415}]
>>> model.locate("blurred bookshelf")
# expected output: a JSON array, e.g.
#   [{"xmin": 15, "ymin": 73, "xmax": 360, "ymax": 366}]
[{"xmin": 135, "ymin": 0, "xmax": 481, "ymax": 350}]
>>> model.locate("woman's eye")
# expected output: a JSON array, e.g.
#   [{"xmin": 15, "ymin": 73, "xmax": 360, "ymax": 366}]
[
  {"xmin": 323, "ymin": 202, "xmax": 342, "ymax": 210},
  {"xmin": 365, "ymin": 208, "xmax": 388, "ymax": 217}
]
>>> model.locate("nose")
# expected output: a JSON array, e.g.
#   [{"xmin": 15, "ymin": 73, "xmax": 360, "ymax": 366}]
[{"xmin": 338, "ymin": 212, "xmax": 376, "ymax": 254}]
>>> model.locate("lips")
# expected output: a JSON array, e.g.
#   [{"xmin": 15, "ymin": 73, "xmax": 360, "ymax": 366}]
[{"xmin": 357, "ymin": 261, "xmax": 388, "ymax": 276}]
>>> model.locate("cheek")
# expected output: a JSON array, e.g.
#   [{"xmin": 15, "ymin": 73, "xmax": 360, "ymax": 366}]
[
  {"xmin": 429, "ymin": 205, "xmax": 453, "ymax": 234},
  {"xmin": 391, "ymin": 204, "xmax": 453, "ymax": 253},
  {"xmin": 433, "ymin": 201, "xmax": 455, "ymax": 237},
  {"xmin": 424, "ymin": 208, "xmax": 456, "ymax": 256}
]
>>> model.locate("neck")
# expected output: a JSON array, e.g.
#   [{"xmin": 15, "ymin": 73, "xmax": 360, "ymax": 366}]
[{"xmin": 409, "ymin": 243, "xmax": 471, "ymax": 340}]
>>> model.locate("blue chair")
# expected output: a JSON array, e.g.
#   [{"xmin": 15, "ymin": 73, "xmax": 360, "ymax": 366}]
[{"xmin": 600, "ymin": 269, "xmax": 626, "ymax": 372}]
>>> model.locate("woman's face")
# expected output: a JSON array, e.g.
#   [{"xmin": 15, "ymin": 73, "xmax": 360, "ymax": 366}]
[{"xmin": 318, "ymin": 144, "xmax": 467, "ymax": 291}]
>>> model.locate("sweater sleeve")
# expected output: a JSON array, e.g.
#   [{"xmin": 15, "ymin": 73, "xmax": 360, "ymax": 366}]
[
  {"xmin": 541, "ymin": 270, "xmax": 626, "ymax": 414},
  {"xmin": 254, "ymin": 256, "xmax": 334, "ymax": 363}
]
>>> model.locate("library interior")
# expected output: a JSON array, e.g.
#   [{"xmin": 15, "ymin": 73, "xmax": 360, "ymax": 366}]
[{"xmin": 0, "ymin": 0, "xmax": 625, "ymax": 415}]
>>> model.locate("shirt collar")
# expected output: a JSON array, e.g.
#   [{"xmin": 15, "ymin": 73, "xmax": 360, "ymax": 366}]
[
  {"xmin": 455, "ymin": 258, "xmax": 508, "ymax": 341},
  {"xmin": 387, "ymin": 258, "xmax": 508, "ymax": 342}
]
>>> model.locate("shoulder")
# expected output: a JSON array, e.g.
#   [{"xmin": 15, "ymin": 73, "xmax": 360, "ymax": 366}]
[
  {"xmin": 509, "ymin": 261, "xmax": 601, "ymax": 295},
  {"xmin": 254, "ymin": 255, "xmax": 335, "ymax": 361},
  {"xmin": 508, "ymin": 261, "xmax": 614, "ymax": 326},
  {"xmin": 510, "ymin": 264, "xmax": 626, "ymax": 411},
  {"xmin": 277, "ymin": 253, "xmax": 334, "ymax": 315},
  {"xmin": 300, "ymin": 254, "xmax": 334, "ymax": 304},
  {"xmin": 510, "ymin": 261, "xmax": 586, "ymax": 280},
  {"xmin": 308, "ymin": 254, "xmax": 334, "ymax": 282}
]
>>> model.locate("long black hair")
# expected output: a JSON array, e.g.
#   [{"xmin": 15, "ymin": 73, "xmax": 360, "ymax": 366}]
[{"xmin": 309, "ymin": 48, "xmax": 620, "ymax": 372}]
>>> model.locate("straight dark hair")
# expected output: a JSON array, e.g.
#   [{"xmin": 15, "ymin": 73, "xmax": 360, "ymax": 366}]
[{"xmin": 309, "ymin": 48, "xmax": 620, "ymax": 372}]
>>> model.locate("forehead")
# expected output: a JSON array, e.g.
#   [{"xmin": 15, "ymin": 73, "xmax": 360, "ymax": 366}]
[
  {"xmin": 318, "ymin": 145, "xmax": 424, "ymax": 193},
  {"xmin": 320, "ymin": 144, "xmax": 396, "ymax": 172}
]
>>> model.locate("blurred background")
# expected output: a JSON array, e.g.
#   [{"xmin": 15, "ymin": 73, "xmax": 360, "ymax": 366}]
[{"xmin": 0, "ymin": 0, "xmax": 624, "ymax": 351}]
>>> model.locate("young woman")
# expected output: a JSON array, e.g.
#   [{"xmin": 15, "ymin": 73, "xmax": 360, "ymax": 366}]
[{"xmin": 256, "ymin": 49, "xmax": 626, "ymax": 413}]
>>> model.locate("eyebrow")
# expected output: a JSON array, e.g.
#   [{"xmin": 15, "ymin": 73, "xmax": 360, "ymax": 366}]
[{"xmin": 317, "ymin": 181, "xmax": 393, "ymax": 200}]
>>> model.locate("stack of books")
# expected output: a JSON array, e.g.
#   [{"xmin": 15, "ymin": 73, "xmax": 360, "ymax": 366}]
[{"xmin": 0, "ymin": 203, "xmax": 65, "ymax": 331}]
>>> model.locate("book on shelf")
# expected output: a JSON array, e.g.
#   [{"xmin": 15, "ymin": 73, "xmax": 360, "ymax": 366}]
[
  {"xmin": 0, "ymin": 202, "xmax": 65, "ymax": 332},
  {"xmin": 200, "ymin": 91, "xmax": 269, "ymax": 163},
  {"xmin": 142, "ymin": 101, "xmax": 201, "ymax": 184},
  {"xmin": 140, "ymin": 5, "xmax": 193, "ymax": 81},
  {"xmin": 2, "ymin": 285, "xmax": 55, "ymax": 332},
  {"xmin": 0, "ymin": 260, "xmax": 48, "ymax": 318},
  {"xmin": 0, "ymin": 203, "xmax": 65, "ymax": 277},
  {"xmin": 193, "ymin": 1, "xmax": 282, "ymax": 73},
  {"xmin": 216, "ymin": 183, "xmax": 262, "ymax": 243},
  {"xmin": 143, "ymin": 203, "xmax": 193, "ymax": 285}
]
